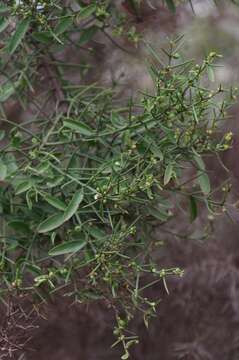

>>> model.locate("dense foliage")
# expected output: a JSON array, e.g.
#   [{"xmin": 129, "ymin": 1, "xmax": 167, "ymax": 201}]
[{"xmin": 0, "ymin": 1, "xmax": 237, "ymax": 358}]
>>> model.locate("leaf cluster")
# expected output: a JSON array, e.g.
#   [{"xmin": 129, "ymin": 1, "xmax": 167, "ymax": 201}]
[{"xmin": 0, "ymin": 1, "xmax": 237, "ymax": 357}]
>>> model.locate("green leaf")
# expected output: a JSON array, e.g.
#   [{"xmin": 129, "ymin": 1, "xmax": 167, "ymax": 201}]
[
  {"xmin": 0, "ymin": 130, "xmax": 5, "ymax": 141},
  {"xmin": 193, "ymin": 152, "xmax": 205, "ymax": 171},
  {"xmin": 15, "ymin": 180, "xmax": 32, "ymax": 195},
  {"xmin": 44, "ymin": 194, "xmax": 67, "ymax": 211},
  {"xmin": 49, "ymin": 239, "xmax": 86, "ymax": 256},
  {"xmin": 192, "ymin": 105, "xmax": 198, "ymax": 123},
  {"xmin": 151, "ymin": 145, "xmax": 164, "ymax": 161},
  {"xmin": 5, "ymin": 153, "xmax": 17, "ymax": 175},
  {"xmin": 189, "ymin": 195, "xmax": 197, "ymax": 222},
  {"xmin": 164, "ymin": 163, "xmax": 173, "ymax": 185},
  {"xmin": 84, "ymin": 225, "xmax": 106, "ymax": 239},
  {"xmin": 0, "ymin": 81, "xmax": 19, "ymax": 102},
  {"xmin": 198, "ymin": 171, "xmax": 211, "ymax": 195},
  {"xmin": 79, "ymin": 26, "xmax": 98, "ymax": 45},
  {"xmin": 0, "ymin": 17, "xmax": 9, "ymax": 33},
  {"xmin": 38, "ymin": 213, "xmax": 64, "ymax": 233},
  {"xmin": 165, "ymin": 0, "xmax": 176, "ymax": 13},
  {"xmin": 79, "ymin": 4, "xmax": 96, "ymax": 18},
  {"xmin": 0, "ymin": 162, "xmax": 7, "ymax": 180},
  {"xmin": 38, "ymin": 191, "xmax": 84, "ymax": 233},
  {"xmin": 25, "ymin": 263, "xmax": 41, "ymax": 275},
  {"xmin": 193, "ymin": 153, "xmax": 211, "ymax": 195},
  {"xmin": 8, "ymin": 18, "xmax": 30, "ymax": 55},
  {"xmin": 148, "ymin": 207, "xmax": 169, "ymax": 222},
  {"xmin": 31, "ymin": 31, "xmax": 52, "ymax": 44},
  {"xmin": 63, "ymin": 119, "xmax": 94, "ymax": 136},
  {"xmin": 54, "ymin": 16, "xmax": 73, "ymax": 35},
  {"xmin": 8, "ymin": 220, "xmax": 30, "ymax": 234},
  {"xmin": 207, "ymin": 66, "xmax": 215, "ymax": 82},
  {"xmin": 35, "ymin": 161, "xmax": 50, "ymax": 174},
  {"xmin": 67, "ymin": 153, "xmax": 79, "ymax": 171},
  {"xmin": 46, "ymin": 176, "xmax": 64, "ymax": 188},
  {"xmin": 64, "ymin": 191, "xmax": 84, "ymax": 221}
]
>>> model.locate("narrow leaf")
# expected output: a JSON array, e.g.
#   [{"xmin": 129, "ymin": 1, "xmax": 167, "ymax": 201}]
[
  {"xmin": 79, "ymin": 26, "xmax": 98, "ymax": 45},
  {"xmin": 148, "ymin": 207, "xmax": 169, "ymax": 222},
  {"xmin": 55, "ymin": 16, "xmax": 73, "ymax": 35},
  {"xmin": 49, "ymin": 239, "xmax": 86, "ymax": 256},
  {"xmin": 36, "ymin": 161, "xmax": 50, "ymax": 174},
  {"xmin": 0, "ymin": 17, "xmax": 9, "ymax": 33},
  {"xmin": 164, "ymin": 163, "xmax": 173, "ymax": 185},
  {"xmin": 151, "ymin": 145, "xmax": 164, "ymax": 161},
  {"xmin": 193, "ymin": 153, "xmax": 205, "ymax": 171},
  {"xmin": 79, "ymin": 4, "xmax": 96, "ymax": 18},
  {"xmin": 44, "ymin": 194, "xmax": 67, "ymax": 211},
  {"xmin": 38, "ymin": 213, "xmax": 64, "ymax": 233},
  {"xmin": 189, "ymin": 195, "xmax": 198, "ymax": 222},
  {"xmin": 46, "ymin": 176, "xmax": 64, "ymax": 188},
  {"xmin": 32, "ymin": 31, "xmax": 52, "ymax": 44},
  {"xmin": 8, "ymin": 220, "xmax": 30, "ymax": 234},
  {"xmin": 63, "ymin": 119, "xmax": 94, "ymax": 136},
  {"xmin": 64, "ymin": 191, "xmax": 84, "ymax": 221},
  {"xmin": 84, "ymin": 225, "xmax": 106, "ymax": 239},
  {"xmin": 15, "ymin": 180, "xmax": 32, "ymax": 195},
  {"xmin": 192, "ymin": 105, "xmax": 198, "ymax": 123},
  {"xmin": 198, "ymin": 171, "xmax": 211, "ymax": 195},
  {"xmin": 193, "ymin": 154, "xmax": 211, "ymax": 195},
  {"xmin": 0, "ymin": 130, "xmax": 5, "ymax": 141},
  {"xmin": 207, "ymin": 66, "xmax": 215, "ymax": 82},
  {"xmin": 8, "ymin": 18, "xmax": 30, "ymax": 55},
  {"xmin": 0, "ymin": 81, "xmax": 18, "ymax": 102},
  {"xmin": 0, "ymin": 162, "xmax": 7, "ymax": 180}
]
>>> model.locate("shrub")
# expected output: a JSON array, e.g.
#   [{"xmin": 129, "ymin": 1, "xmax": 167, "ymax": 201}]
[{"xmin": 0, "ymin": 1, "xmax": 237, "ymax": 358}]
